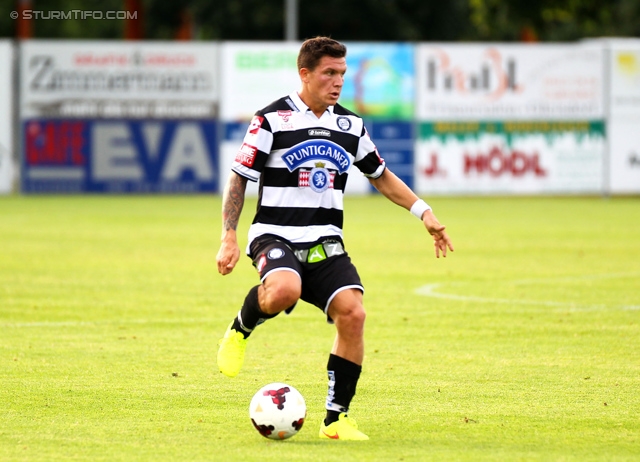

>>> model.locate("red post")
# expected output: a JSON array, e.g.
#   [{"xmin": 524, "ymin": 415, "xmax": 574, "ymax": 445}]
[
  {"xmin": 123, "ymin": 0, "xmax": 144, "ymax": 40},
  {"xmin": 175, "ymin": 8, "xmax": 193, "ymax": 41},
  {"xmin": 16, "ymin": 0, "xmax": 32, "ymax": 39}
]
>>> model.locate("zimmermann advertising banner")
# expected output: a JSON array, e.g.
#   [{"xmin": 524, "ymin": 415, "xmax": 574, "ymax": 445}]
[
  {"xmin": 608, "ymin": 40, "xmax": 640, "ymax": 194},
  {"xmin": 415, "ymin": 44, "xmax": 605, "ymax": 194},
  {"xmin": 20, "ymin": 41, "xmax": 219, "ymax": 193},
  {"xmin": 0, "ymin": 41, "xmax": 13, "ymax": 194}
]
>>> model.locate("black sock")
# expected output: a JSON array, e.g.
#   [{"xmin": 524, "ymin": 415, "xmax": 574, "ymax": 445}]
[
  {"xmin": 231, "ymin": 285, "xmax": 278, "ymax": 338},
  {"xmin": 324, "ymin": 354, "xmax": 362, "ymax": 425},
  {"xmin": 324, "ymin": 410, "xmax": 342, "ymax": 426}
]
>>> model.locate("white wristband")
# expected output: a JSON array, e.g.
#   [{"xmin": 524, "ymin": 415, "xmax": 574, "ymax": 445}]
[{"xmin": 410, "ymin": 199, "xmax": 431, "ymax": 220}]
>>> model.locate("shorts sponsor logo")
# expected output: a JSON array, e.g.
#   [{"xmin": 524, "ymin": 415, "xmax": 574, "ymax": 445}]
[
  {"xmin": 307, "ymin": 244, "xmax": 327, "ymax": 263},
  {"xmin": 268, "ymin": 248, "xmax": 285, "ymax": 259}
]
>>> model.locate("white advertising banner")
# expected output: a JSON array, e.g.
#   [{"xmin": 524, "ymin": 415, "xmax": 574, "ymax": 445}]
[
  {"xmin": 416, "ymin": 44, "xmax": 604, "ymax": 121},
  {"xmin": 609, "ymin": 39, "xmax": 640, "ymax": 118},
  {"xmin": 219, "ymin": 42, "xmax": 300, "ymax": 121},
  {"xmin": 21, "ymin": 40, "xmax": 218, "ymax": 119},
  {"xmin": 415, "ymin": 121, "xmax": 605, "ymax": 194},
  {"xmin": 0, "ymin": 41, "xmax": 13, "ymax": 194},
  {"xmin": 608, "ymin": 40, "xmax": 640, "ymax": 193},
  {"xmin": 415, "ymin": 43, "xmax": 605, "ymax": 194},
  {"xmin": 608, "ymin": 118, "xmax": 640, "ymax": 194},
  {"xmin": 19, "ymin": 41, "xmax": 219, "ymax": 193}
]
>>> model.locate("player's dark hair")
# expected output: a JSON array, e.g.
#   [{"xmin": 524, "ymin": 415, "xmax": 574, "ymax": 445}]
[{"xmin": 297, "ymin": 36, "xmax": 347, "ymax": 71}]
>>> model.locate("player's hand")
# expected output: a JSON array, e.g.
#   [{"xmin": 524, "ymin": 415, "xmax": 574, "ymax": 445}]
[
  {"xmin": 216, "ymin": 236, "xmax": 241, "ymax": 275},
  {"xmin": 422, "ymin": 210, "xmax": 454, "ymax": 258}
]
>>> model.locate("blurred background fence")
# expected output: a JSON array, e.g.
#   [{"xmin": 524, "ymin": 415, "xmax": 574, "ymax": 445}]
[{"xmin": 1, "ymin": 0, "xmax": 639, "ymax": 196}]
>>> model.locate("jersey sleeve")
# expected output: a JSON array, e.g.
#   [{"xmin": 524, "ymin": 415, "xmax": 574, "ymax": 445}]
[
  {"xmin": 353, "ymin": 126, "xmax": 386, "ymax": 179},
  {"xmin": 231, "ymin": 112, "xmax": 274, "ymax": 182}
]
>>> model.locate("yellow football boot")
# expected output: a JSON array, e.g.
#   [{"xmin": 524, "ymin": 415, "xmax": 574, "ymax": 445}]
[
  {"xmin": 319, "ymin": 413, "xmax": 369, "ymax": 441},
  {"xmin": 217, "ymin": 322, "xmax": 247, "ymax": 377}
]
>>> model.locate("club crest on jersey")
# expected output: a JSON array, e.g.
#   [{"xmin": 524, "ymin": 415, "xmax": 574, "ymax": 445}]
[
  {"xmin": 299, "ymin": 162, "xmax": 335, "ymax": 193},
  {"xmin": 336, "ymin": 116, "xmax": 352, "ymax": 131},
  {"xmin": 282, "ymin": 140, "xmax": 351, "ymax": 173}
]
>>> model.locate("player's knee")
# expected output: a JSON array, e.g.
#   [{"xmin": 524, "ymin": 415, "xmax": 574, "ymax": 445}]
[
  {"xmin": 347, "ymin": 305, "xmax": 366, "ymax": 329},
  {"xmin": 329, "ymin": 290, "xmax": 365, "ymax": 326},
  {"xmin": 334, "ymin": 303, "xmax": 366, "ymax": 334},
  {"xmin": 260, "ymin": 284, "xmax": 301, "ymax": 314},
  {"xmin": 260, "ymin": 271, "xmax": 301, "ymax": 314}
]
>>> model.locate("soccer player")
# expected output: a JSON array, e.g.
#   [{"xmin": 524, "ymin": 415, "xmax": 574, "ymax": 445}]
[{"xmin": 216, "ymin": 36, "xmax": 454, "ymax": 441}]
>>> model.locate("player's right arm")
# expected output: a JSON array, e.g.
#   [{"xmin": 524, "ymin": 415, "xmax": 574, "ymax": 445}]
[{"xmin": 216, "ymin": 172, "xmax": 248, "ymax": 275}]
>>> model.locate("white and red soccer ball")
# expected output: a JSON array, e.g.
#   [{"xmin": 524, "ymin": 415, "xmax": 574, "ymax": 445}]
[{"xmin": 249, "ymin": 383, "xmax": 306, "ymax": 440}]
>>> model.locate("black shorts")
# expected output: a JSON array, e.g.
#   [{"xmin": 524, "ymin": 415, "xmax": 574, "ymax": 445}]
[{"xmin": 249, "ymin": 235, "xmax": 364, "ymax": 321}]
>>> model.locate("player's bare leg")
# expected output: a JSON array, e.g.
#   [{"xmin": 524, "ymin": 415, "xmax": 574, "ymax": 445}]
[
  {"xmin": 319, "ymin": 289, "xmax": 369, "ymax": 440},
  {"xmin": 217, "ymin": 271, "xmax": 301, "ymax": 377},
  {"xmin": 258, "ymin": 270, "xmax": 301, "ymax": 315},
  {"xmin": 329, "ymin": 289, "xmax": 365, "ymax": 365}
]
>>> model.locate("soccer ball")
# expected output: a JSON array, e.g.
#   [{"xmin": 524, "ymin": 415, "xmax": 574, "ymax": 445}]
[{"xmin": 249, "ymin": 382, "xmax": 306, "ymax": 440}]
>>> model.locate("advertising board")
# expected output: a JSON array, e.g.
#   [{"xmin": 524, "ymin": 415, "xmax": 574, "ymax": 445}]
[
  {"xmin": 0, "ymin": 41, "xmax": 13, "ymax": 194},
  {"xmin": 415, "ymin": 121, "xmax": 604, "ymax": 194},
  {"xmin": 20, "ymin": 41, "xmax": 219, "ymax": 193},
  {"xmin": 415, "ymin": 43, "xmax": 605, "ymax": 194},
  {"xmin": 608, "ymin": 40, "xmax": 640, "ymax": 193},
  {"xmin": 416, "ymin": 43, "xmax": 604, "ymax": 121}
]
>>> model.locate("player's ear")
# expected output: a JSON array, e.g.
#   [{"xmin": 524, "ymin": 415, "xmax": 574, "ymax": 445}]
[{"xmin": 299, "ymin": 67, "xmax": 310, "ymax": 83}]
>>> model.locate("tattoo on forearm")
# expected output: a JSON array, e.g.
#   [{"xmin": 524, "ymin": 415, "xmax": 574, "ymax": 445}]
[{"xmin": 222, "ymin": 174, "xmax": 247, "ymax": 232}]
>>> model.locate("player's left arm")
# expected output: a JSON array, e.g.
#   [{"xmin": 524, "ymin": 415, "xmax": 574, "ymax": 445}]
[{"xmin": 369, "ymin": 169, "xmax": 454, "ymax": 258}]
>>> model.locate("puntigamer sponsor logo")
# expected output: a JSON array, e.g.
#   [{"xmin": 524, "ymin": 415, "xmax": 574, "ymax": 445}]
[
  {"xmin": 308, "ymin": 129, "xmax": 331, "ymax": 137},
  {"xmin": 282, "ymin": 140, "xmax": 350, "ymax": 173}
]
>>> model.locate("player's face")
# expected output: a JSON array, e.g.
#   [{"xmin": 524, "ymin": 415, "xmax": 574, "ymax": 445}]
[{"xmin": 301, "ymin": 56, "xmax": 346, "ymax": 111}]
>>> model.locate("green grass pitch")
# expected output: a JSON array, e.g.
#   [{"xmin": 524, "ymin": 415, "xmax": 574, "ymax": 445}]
[{"xmin": 1, "ymin": 194, "xmax": 639, "ymax": 461}]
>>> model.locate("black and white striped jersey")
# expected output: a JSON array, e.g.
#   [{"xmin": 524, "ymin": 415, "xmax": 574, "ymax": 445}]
[{"xmin": 231, "ymin": 91, "xmax": 386, "ymax": 249}]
